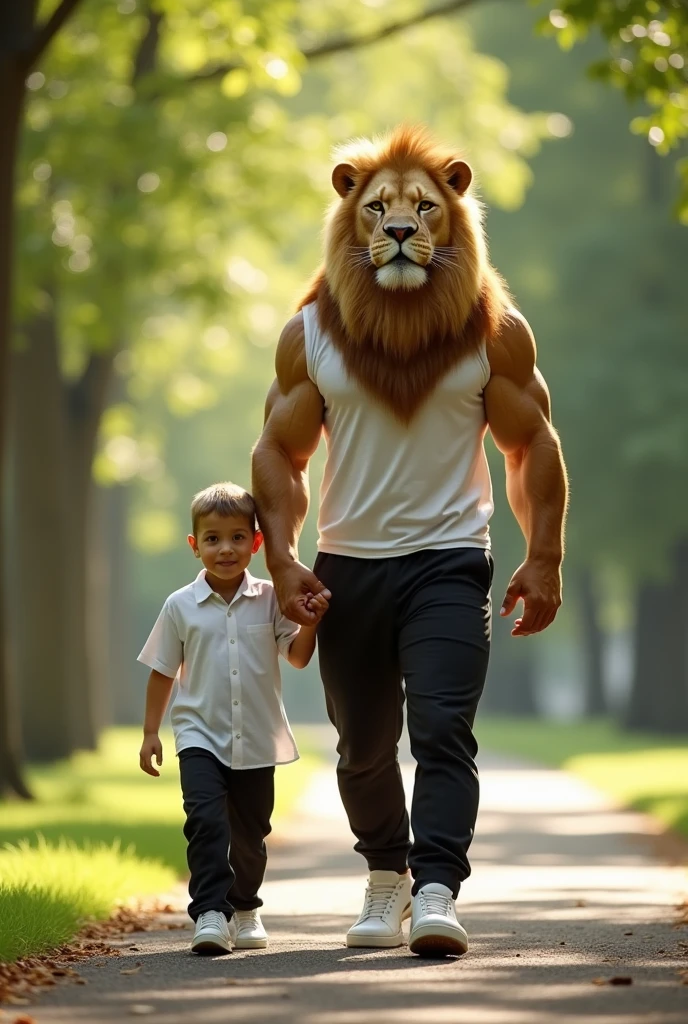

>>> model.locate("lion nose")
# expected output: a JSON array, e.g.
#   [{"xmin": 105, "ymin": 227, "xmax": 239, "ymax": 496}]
[{"xmin": 384, "ymin": 224, "xmax": 417, "ymax": 243}]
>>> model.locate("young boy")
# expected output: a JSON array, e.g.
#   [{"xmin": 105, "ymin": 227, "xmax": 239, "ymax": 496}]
[{"xmin": 138, "ymin": 481, "xmax": 328, "ymax": 955}]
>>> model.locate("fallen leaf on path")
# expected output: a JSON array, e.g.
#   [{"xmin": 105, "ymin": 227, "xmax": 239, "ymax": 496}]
[
  {"xmin": 129, "ymin": 1006, "xmax": 155, "ymax": 1016},
  {"xmin": 120, "ymin": 966, "xmax": 142, "ymax": 975},
  {"xmin": 11, "ymin": 1016, "xmax": 36, "ymax": 1024},
  {"xmin": 624, "ymin": 931, "xmax": 634, "ymax": 936},
  {"xmin": 220, "ymin": 978, "xmax": 239, "ymax": 985},
  {"xmin": 574, "ymin": 899, "xmax": 587, "ymax": 907},
  {"xmin": 592, "ymin": 975, "xmax": 633, "ymax": 986}
]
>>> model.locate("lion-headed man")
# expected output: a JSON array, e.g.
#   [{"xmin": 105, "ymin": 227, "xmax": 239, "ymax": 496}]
[{"xmin": 252, "ymin": 125, "xmax": 567, "ymax": 957}]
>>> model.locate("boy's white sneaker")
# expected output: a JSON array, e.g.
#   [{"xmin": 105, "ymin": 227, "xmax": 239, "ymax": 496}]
[
  {"xmin": 229, "ymin": 909, "xmax": 268, "ymax": 949},
  {"xmin": 346, "ymin": 870, "xmax": 412, "ymax": 948},
  {"xmin": 191, "ymin": 910, "xmax": 232, "ymax": 954},
  {"xmin": 408, "ymin": 882, "xmax": 468, "ymax": 957}
]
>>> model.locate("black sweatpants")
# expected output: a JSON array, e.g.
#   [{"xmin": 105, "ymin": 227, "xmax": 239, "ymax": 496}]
[
  {"xmin": 178, "ymin": 747, "xmax": 274, "ymax": 921},
  {"xmin": 314, "ymin": 547, "xmax": 492, "ymax": 899}
]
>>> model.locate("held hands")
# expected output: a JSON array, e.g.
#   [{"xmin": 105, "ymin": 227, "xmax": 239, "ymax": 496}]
[
  {"xmin": 500, "ymin": 557, "xmax": 562, "ymax": 637},
  {"xmin": 139, "ymin": 732, "xmax": 163, "ymax": 777},
  {"xmin": 304, "ymin": 589, "xmax": 330, "ymax": 624},
  {"xmin": 273, "ymin": 560, "xmax": 332, "ymax": 626}
]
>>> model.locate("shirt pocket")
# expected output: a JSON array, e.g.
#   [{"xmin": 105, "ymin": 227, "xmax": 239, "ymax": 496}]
[{"xmin": 243, "ymin": 623, "xmax": 277, "ymax": 680}]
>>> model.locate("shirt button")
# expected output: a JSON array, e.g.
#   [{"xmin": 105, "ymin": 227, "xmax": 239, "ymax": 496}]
[
  {"xmin": 230, "ymin": 638, "xmax": 235, "ymax": 644},
  {"xmin": 227, "ymin": 612, "xmax": 232, "ymax": 618},
  {"xmin": 235, "ymin": 732, "xmax": 241, "ymax": 739},
  {"xmin": 233, "ymin": 700, "xmax": 239, "ymax": 706},
  {"xmin": 232, "ymin": 670, "xmax": 238, "ymax": 675}
]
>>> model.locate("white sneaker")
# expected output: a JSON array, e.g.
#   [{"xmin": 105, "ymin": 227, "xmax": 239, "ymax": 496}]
[
  {"xmin": 190, "ymin": 910, "xmax": 232, "ymax": 954},
  {"xmin": 346, "ymin": 870, "xmax": 412, "ymax": 948},
  {"xmin": 229, "ymin": 909, "xmax": 268, "ymax": 949},
  {"xmin": 408, "ymin": 882, "xmax": 468, "ymax": 957}
]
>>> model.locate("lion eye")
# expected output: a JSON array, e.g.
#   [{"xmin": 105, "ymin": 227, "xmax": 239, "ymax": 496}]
[
  {"xmin": 367, "ymin": 201, "xmax": 384, "ymax": 213},
  {"xmin": 418, "ymin": 200, "xmax": 436, "ymax": 212}
]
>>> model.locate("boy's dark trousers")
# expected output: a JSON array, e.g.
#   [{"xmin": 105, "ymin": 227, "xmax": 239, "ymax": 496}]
[
  {"xmin": 314, "ymin": 546, "xmax": 492, "ymax": 900},
  {"xmin": 178, "ymin": 748, "xmax": 274, "ymax": 921}
]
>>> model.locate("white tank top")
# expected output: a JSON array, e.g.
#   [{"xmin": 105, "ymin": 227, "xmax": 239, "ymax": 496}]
[{"xmin": 303, "ymin": 301, "xmax": 494, "ymax": 558}]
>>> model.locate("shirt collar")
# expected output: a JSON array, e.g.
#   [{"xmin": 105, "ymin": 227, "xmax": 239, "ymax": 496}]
[{"xmin": 193, "ymin": 568, "xmax": 261, "ymax": 604}]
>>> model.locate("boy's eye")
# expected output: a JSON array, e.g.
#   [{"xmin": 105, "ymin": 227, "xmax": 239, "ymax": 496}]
[
  {"xmin": 232, "ymin": 534, "xmax": 245, "ymax": 542},
  {"xmin": 206, "ymin": 535, "xmax": 218, "ymax": 543}
]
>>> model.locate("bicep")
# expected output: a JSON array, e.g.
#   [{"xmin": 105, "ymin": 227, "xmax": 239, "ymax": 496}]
[
  {"xmin": 485, "ymin": 367, "xmax": 552, "ymax": 458},
  {"xmin": 484, "ymin": 311, "xmax": 553, "ymax": 458},
  {"xmin": 259, "ymin": 315, "xmax": 324, "ymax": 469}
]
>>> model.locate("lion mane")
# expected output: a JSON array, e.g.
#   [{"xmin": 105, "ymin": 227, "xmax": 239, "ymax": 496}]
[{"xmin": 298, "ymin": 124, "xmax": 511, "ymax": 423}]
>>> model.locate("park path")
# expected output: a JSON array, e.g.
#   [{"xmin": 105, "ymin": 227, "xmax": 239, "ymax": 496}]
[{"xmin": 25, "ymin": 725, "xmax": 688, "ymax": 1024}]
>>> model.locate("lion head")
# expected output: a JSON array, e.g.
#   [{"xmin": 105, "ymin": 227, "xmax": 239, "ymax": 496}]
[{"xmin": 299, "ymin": 124, "xmax": 510, "ymax": 421}]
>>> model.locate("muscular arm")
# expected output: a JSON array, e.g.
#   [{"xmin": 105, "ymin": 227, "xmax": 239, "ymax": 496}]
[
  {"xmin": 252, "ymin": 313, "xmax": 329, "ymax": 624},
  {"xmin": 485, "ymin": 311, "xmax": 568, "ymax": 635}
]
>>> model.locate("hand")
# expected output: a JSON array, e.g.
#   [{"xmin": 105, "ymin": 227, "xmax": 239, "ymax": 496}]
[
  {"xmin": 272, "ymin": 560, "xmax": 332, "ymax": 626},
  {"xmin": 139, "ymin": 732, "xmax": 163, "ymax": 777},
  {"xmin": 304, "ymin": 590, "xmax": 330, "ymax": 624},
  {"xmin": 500, "ymin": 558, "xmax": 562, "ymax": 636}
]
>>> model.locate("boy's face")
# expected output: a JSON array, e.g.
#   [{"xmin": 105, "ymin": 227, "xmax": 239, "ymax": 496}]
[{"xmin": 188, "ymin": 513, "xmax": 263, "ymax": 582}]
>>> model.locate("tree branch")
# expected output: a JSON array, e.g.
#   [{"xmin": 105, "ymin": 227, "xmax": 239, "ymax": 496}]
[
  {"xmin": 186, "ymin": 0, "xmax": 482, "ymax": 85},
  {"xmin": 23, "ymin": 0, "xmax": 83, "ymax": 71},
  {"xmin": 303, "ymin": 0, "xmax": 481, "ymax": 61},
  {"xmin": 132, "ymin": 9, "xmax": 163, "ymax": 86}
]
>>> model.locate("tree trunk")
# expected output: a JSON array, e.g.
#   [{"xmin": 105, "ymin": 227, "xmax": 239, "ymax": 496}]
[
  {"xmin": 12, "ymin": 313, "xmax": 74, "ymax": 761},
  {"xmin": 0, "ymin": 6, "xmax": 36, "ymax": 797},
  {"xmin": 12, "ymin": 303, "xmax": 117, "ymax": 754},
  {"xmin": 104, "ymin": 484, "xmax": 136, "ymax": 724},
  {"xmin": 577, "ymin": 568, "xmax": 606, "ymax": 716},
  {"xmin": 64, "ymin": 351, "xmax": 116, "ymax": 749},
  {"xmin": 625, "ymin": 542, "xmax": 688, "ymax": 733}
]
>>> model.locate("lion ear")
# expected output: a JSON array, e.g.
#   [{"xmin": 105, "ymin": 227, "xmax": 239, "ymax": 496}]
[
  {"xmin": 332, "ymin": 163, "xmax": 358, "ymax": 198},
  {"xmin": 445, "ymin": 160, "xmax": 472, "ymax": 196}
]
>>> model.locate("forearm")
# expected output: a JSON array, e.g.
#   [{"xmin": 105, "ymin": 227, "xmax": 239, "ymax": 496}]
[
  {"xmin": 143, "ymin": 670, "xmax": 175, "ymax": 734},
  {"xmin": 286, "ymin": 625, "xmax": 317, "ymax": 669},
  {"xmin": 252, "ymin": 440, "xmax": 309, "ymax": 572},
  {"xmin": 506, "ymin": 426, "xmax": 567, "ymax": 565}
]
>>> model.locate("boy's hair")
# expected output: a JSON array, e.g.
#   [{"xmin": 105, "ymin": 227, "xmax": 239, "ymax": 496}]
[{"xmin": 190, "ymin": 482, "xmax": 257, "ymax": 537}]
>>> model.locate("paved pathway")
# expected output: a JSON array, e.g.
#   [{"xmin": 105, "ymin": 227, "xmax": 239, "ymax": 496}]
[{"xmin": 23, "ymin": 727, "xmax": 688, "ymax": 1024}]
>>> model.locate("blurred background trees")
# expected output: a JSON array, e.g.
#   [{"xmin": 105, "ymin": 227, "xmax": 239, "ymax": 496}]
[{"xmin": 1, "ymin": 0, "xmax": 686, "ymax": 794}]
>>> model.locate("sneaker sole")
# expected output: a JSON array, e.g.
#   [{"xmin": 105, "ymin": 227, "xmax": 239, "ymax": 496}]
[
  {"xmin": 191, "ymin": 936, "xmax": 231, "ymax": 955},
  {"xmin": 233, "ymin": 936, "xmax": 268, "ymax": 949},
  {"xmin": 346, "ymin": 930, "xmax": 405, "ymax": 948},
  {"xmin": 409, "ymin": 925, "xmax": 468, "ymax": 958}
]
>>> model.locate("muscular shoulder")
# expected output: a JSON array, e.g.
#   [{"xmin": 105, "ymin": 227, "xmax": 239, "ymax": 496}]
[
  {"xmin": 486, "ymin": 308, "xmax": 536, "ymax": 387},
  {"xmin": 275, "ymin": 312, "xmax": 308, "ymax": 393}
]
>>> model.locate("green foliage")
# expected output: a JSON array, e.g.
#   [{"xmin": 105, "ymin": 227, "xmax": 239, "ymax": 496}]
[
  {"xmin": 476, "ymin": 716, "xmax": 688, "ymax": 836},
  {"xmin": 0, "ymin": 836, "xmax": 175, "ymax": 962},
  {"xmin": 537, "ymin": 1, "xmax": 688, "ymax": 218}
]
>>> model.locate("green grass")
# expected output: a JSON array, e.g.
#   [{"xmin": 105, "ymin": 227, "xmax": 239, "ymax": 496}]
[
  {"xmin": 0, "ymin": 838, "xmax": 176, "ymax": 962},
  {"xmin": 476, "ymin": 716, "xmax": 688, "ymax": 839},
  {"xmin": 0, "ymin": 727, "xmax": 320, "ymax": 962}
]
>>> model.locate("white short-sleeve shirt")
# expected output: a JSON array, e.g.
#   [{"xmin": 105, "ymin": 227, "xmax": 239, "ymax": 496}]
[{"xmin": 138, "ymin": 569, "xmax": 300, "ymax": 769}]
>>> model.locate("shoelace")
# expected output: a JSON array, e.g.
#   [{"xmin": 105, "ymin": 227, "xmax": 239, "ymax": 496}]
[
  {"xmin": 361, "ymin": 883, "xmax": 397, "ymax": 920},
  {"xmin": 420, "ymin": 891, "xmax": 453, "ymax": 917},
  {"xmin": 199, "ymin": 910, "xmax": 227, "ymax": 930}
]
